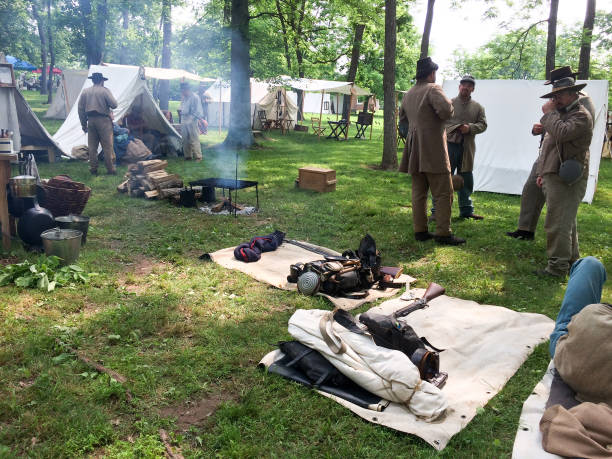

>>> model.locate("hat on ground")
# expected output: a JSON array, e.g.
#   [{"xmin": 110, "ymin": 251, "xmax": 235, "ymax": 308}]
[
  {"xmin": 460, "ymin": 75, "xmax": 476, "ymax": 86},
  {"xmin": 415, "ymin": 57, "xmax": 439, "ymax": 79},
  {"xmin": 180, "ymin": 82, "xmax": 191, "ymax": 90},
  {"xmin": 88, "ymin": 72, "xmax": 108, "ymax": 82},
  {"xmin": 540, "ymin": 77, "xmax": 586, "ymax": 99},
  {"xmin": 544, "ymin": 66, "xmax": 579, "ymax": 85}
]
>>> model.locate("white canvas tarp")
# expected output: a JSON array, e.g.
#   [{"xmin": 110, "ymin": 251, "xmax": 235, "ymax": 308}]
[
  {"xmin": 441, "ymin": 79, "xmax": 609, "ymax": 203},
  {"xmin": 205, "ymin": 78, "xmax": 272, "ymax": 129},
  {"xmin": 53, "ymin": 64, "xmax": 180, "ymax": 157},
  {"xmin": 252, "ymin": 88, "xmax": 298, "ymax": 130},
  {"xmin": 284, "ymin": 77, "xmax": 370, "ymax": 96},
  {"xmin": 44, "ymin": 69, "xmax": 88, "ymax": 119},
  {"xmin": 103, "ymin": 63, "xmax": 214, "ymax": 83},
  {"xmin": 0, "ymin": 86, "xmax": 61, "ymax": 154}
]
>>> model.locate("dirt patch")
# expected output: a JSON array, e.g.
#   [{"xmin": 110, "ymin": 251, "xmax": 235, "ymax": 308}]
[
  {"xmin": 159, "ymin": 392, "xmax": 236, "ymax": 431},
  {"xmin": 118, "ymin": 255, "xmax": 170, "ymax": 294}
]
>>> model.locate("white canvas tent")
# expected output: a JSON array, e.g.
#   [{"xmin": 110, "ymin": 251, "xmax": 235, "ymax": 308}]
[
  {"xmin": 44, "ymin": 69, "xmax": 88, "ymax": 119},
  {"xmin": 205, "ymin": 78, "xmax": 271, "ymax": 129},
  {"xmin": 0, "ymin": 85, "xmax": 61, "ymax": 155},
  {"xmin": 441, "ymin": 79, "xmax": 609, "ymax": 204},
  {"xmin": 53, "ymin": 64, "xmax": 181, "ymax": 157},
  {"xmin": 252, "ymin": 87, "xmax": 298, "ymax": 130}
]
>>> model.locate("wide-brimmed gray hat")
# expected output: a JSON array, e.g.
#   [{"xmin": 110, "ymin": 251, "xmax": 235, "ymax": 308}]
[
  {"xmin": 415, "ymin": 57, "xmax": 439, "ymax": 79},
  {"xmin": 540, "ymin": 77, "xmax": 586, "ymax": 98},
  {"xmin": 88, "ymin": 72, "xmax": 108, "ymax": 82},
  {"xmin": 460, "ymin": 75, "xmax": 476, "ymax": 86}
]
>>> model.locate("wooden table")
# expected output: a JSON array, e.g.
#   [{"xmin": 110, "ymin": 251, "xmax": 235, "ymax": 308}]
[
  {"xmin": 0, "ymin": 153, "xmax": 18, "ymax": 250},
  {"xmin": 20, "ymin": 145, "xmax": 55, "ymax": 163}
]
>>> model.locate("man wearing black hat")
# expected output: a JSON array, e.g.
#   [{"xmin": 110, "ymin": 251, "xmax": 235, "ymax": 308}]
[
  {"xmin": 179, "ymin": 82, "xmax": 203, "ymax": 161},
  {"xmin": 507, "ymin": 67, "xmax": 595, "ymax": 241},
  {"xmin": 534, "ymin": 76, "xmax": 593, "ymax": 277},
  {"xmin": 399, "ymin": 57, "xmax": 465, "ymax": 245},
  {"xmin": 437, "ymin": 75, "xmax": 487, "ymax": 220},
  {"xmin": 78, "ymin": 72, "xmax": 118, "ymax": 175}
]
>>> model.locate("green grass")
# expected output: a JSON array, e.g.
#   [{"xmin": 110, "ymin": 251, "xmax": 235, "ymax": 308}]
[{"xmin": 1, "ymin": 92, "xmax": 610, "ymax": 458}]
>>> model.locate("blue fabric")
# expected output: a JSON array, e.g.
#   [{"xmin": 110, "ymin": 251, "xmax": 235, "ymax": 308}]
[
  {"xmin": 549, "ymin": 257, "xmax": 607, "ymax": 357},
  {"xmin": 112, "ymin": 124, "xmax": 132, "ymax": 163}
]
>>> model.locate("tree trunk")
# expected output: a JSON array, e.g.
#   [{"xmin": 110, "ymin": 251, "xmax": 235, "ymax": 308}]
[
  {"xmin": 119, "ymin": 0, "xmax": 129, "ymax": 65},
  {"xmin": 419, "ymin": 0, "xmax": 435, "ymax": 59},
  {"xmin": 381, "ymin": 0, "xmax": 397, "ymax": 170},
  {"xmin": 545, "ymin": 0, "xmax": 558, "ymax": 78},
  {"xmin": 274, "ymin": 0, "xmax": 291, "ymax": 71},
  {"xmin": 46, "ymin": 0, "xmax": 55, "ymax": 103},
  {"xmin": 578, "ymin": 0, "xmax": 596, "ymax": 79},
  {"xmin": 159, "ymin": 0, "xmax": 172, "ymax": 111},
  {"xmin": 95, "ymin": 0, "xmax": 108, "ymax": 64},
  {"xmin": 31, "ymin": 1, "xmax": 48, "ymax": 95},
  {"xmin": 292, "ymin": 0, "xmax": 307, "ymax": 121},
  {"xmin": 223, "ymin": 0, "xmax": 254, "ymax": 149},
  {"xmin": 342, "ymin": 23, "xmax": 365, "ymax": 120}
]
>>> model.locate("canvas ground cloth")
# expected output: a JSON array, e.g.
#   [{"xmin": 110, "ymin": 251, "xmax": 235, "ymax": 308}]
[
  {"xmin": 512, "ymin": 361, "xmax": 562, "ymax": 459},
  {"xmin": 208, "ymin": 241, "xmax": 414, "ymax": 310},
  {"xmin": 260, "ymin": 289, "xmax": 554, "ymax": 450}
]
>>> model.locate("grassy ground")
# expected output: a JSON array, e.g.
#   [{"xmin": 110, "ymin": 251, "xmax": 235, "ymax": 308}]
[{"xmin": 1, "ymin": 93, "xmax": 610, "ymax": 458}]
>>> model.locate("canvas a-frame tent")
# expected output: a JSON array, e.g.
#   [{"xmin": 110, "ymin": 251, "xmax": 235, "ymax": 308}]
[
  {"xmin": 441, "ymin": 79, "xmax": 609, "ymax": 204},
  {"xmin": 252, "ymin": 87, "xmax": 298, "ymax": 130},
  {"xmin": 205, "ymin": 78, "xmax": 272, "ymax": 129},
  {"xmin": 44, "ymin": 70, "xmax": 88, "ymax": 119},
  {"xmin": 0, "ymin": 84, "xmax": 62, "ymax": 155},
  {"xmin": 53, "ymin": 64, "xmax": 181, "ymax": 157}
]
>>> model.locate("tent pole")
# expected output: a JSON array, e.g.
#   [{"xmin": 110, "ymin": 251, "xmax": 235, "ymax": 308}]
[
  {"xmin": 336, "ymin": 94, "xmax": 339, "ymax": 121},
  {"xmin": 318, "ymin": 90, "xmax": 324, "ymax": 139},
  {"xmin": 346, "ymin": 85, "xmax": 354, "ymax": 140},
  {"xmin": 62, "ymin": 74, "xmax": 69, "ymax": 117}
]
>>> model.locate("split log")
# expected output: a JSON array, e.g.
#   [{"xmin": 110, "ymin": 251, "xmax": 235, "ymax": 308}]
[
  {"xmin": 156, "ymin": 178, "xmax": 183, "ymax": 191},
  {"xmin": 158, "ymin": 187, "xmax": 182, "ymax": 199},
  {"xmin": 211, "ymin": 198, "xmax": 244, "ymax": 212},
  {"xmin": 137, "ymin": 159, "xmax": 168, "ymax": 173},
  {"xmin": 144, "ymin": 190, "xmax": 159, "ymax": 199},
  {"xmin": 56, "ymin": 339, "xmax": 133, "ymax": 402},
  {"xmin": 117, "ymin": 180, "xmax": 129, "ymax": 193}
]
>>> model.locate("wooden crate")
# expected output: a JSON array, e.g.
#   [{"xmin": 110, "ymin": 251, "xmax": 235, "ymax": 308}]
[{"xmin": 297, "ymin": 167, "xmax": 336, "ymax": 192}]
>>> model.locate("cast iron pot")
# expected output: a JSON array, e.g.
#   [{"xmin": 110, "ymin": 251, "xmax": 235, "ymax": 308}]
[
  {"xmin": 9, "ymin": 175, "xmax": 37, "ymax": 198},
  {"xmin": 17, "ymin": 205, "xmax": 56, "ymax": 247}
]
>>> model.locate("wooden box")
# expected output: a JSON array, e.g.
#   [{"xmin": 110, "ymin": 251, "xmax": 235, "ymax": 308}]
[{"xmin": 297, "ymin": 167, "xmax": 336, "ymax": 192}]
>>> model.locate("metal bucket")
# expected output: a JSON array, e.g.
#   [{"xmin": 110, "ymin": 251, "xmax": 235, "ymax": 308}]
[
  {"xmin": 41, "ymin": 228, "xmax": 83, "ymax": 265},
  {"xmin": 55, "ymin": 215, "xmax": 90, "ymax": 245}
]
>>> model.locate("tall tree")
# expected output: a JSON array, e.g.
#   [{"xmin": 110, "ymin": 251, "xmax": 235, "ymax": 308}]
[
  {"xmin": 224, "ymin": 0, "xmax": 254, "ymax": 148},
  {"xmin": 46, "ymin": 0, "xmax": 55, "ymax": 103},
  {"xmin": 342, "ymin": 23, "xmax": 365, "ymax": 119},
  {"xmin": 381, "ymin": 0, "xmax": 397, "ymax": 170},
  {"xmin": 30, "ymin": 1, "xmax": 48, "ymax": 95},
  {"xmin": 79, "ymin": 0, "xmax": 109, "ymax": 66},
  {"xmin": 158, "ymin": 0, "xmax": 172, "ymax": 111},
  {"xmin": 419, "ymin": 0, "xmax": 435, "ymax": 59},
  {"xmin": 119, "ymin": 0, "xmax": 129, "ymax": 64},
  {"xmin": 578, "ymin": 0, "xmax": 596, "ymax": 79},
  {"xmin": 545, "ymin": 0, "xmax": 558, "ymax": 78}
]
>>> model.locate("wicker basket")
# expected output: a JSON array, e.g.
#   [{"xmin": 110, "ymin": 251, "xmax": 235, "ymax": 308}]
[{"xmin": 39, "ymin": 176, "xmax": 91, "ymax": 217}]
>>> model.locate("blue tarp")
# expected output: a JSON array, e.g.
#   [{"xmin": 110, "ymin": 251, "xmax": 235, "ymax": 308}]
[{"xmin": 6, "ymin": 55, "xmax": 37, "ymax": 71}]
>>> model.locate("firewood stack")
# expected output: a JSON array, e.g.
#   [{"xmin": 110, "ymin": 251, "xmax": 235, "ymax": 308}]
[{"xmin": 117, "ymin": 160, "xmax": 184, "ymax": 199}]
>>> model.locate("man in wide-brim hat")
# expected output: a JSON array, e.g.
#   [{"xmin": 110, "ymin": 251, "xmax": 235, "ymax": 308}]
[
  {"xmin": 532, "ymin": 76, "xmax": 593, "ymax": 277},
  {"xmin": 179, "ymin": 81, "xmax": 203, "ymax": 161},
  {"xmin": 78, "ymin": 72, "xmax": 118, "ymax": 175},
  {"xmin": 507, "ymin": 67, "xmax": 596, "ymax": 242},
  {"xmin": 398, "ymin": 57, "xmax": 466, "ymax": 245}
]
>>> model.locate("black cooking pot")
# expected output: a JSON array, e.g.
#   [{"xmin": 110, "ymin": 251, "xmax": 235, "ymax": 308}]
[
  {"xmin": 17, "ymin": 204, "xmax": 55, "ymax": 247},
  {"xmin": 179, "ymin": 187, "xmax": 197, "ymax": 207}
]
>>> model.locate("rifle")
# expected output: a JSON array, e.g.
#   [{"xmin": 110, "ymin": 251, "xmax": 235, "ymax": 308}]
[{"xmin": 358, "ymin": 282, "xmax": 448, "ymax": 387}]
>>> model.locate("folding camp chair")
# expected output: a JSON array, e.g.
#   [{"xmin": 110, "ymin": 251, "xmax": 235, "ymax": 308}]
[
  {"xmin": 258, "ymin": 110, "xmax": 273, "ymax": 132},
  {"xmin": 311, "ymin": 117, "xmax": 326, "ymax": 137}
]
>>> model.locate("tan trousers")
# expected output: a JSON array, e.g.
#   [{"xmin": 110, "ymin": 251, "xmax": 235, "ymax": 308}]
[
  {"xmin": 518, "ymin": 160, "xmax": 546, "ymax": 232},
  {"xmin": 412, "ymin": 172, "xmax": 453, "ymax": 236},
  {"xmin": 181, "ymin": 116, "xmax": 202, "ymax": 160},
  {"xmin": 541, "ymin": 173, "xmax": 587, "ymax": 275},
  {"xmin": 87, "ymin": 115, "xmax": 115, "ymax": 174}
]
